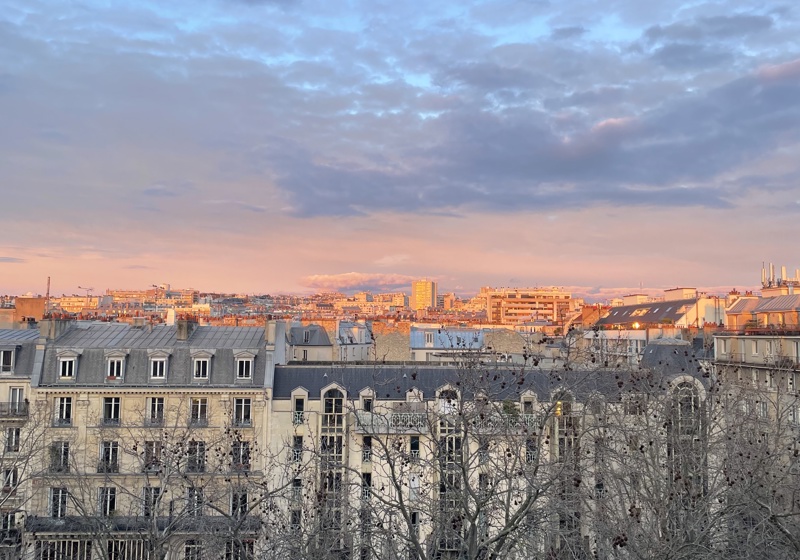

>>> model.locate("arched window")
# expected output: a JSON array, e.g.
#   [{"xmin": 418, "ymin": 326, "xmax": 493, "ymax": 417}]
[
  {"xmin": 323, "ymin": 389, "xmax": 344, "ymax": 429},
  {"xmin": 674, "ymin": 382, "xmax": 700, "ymax": 436}
]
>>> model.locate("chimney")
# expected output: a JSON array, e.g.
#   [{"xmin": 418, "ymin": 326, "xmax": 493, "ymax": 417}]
[
  {"xmin": 132, "ymin": 317, "xmax": 147, "ymax": 329},
  {"xmin": 177, "ymin": 319, "xmax": 196, "ymax": 341},
  {"xmin": 38, "ymin": 318, "xmax": 73, "ymax": 340}
]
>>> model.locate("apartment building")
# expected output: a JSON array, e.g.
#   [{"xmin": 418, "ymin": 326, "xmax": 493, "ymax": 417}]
[
  {"xmin": 28, "ymin": 320, "xmax": 268, "ymax": 559},
  {"xmin": 479, "ymin": 287, "xmax": 581, "ymax": 326}
]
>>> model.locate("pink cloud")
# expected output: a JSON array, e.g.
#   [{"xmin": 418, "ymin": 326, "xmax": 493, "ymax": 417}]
[
  {"xmin": 300, "ymin": 272, "xmax": 418, "ymax": 293},
  {"xmin": 757, "ymin": 58, "xmax": 800, "ymax": 81}
]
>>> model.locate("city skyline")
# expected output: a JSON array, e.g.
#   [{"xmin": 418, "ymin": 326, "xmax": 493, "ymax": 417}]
[{"xmin": 2, "ymin": 0, "xmax": 799, "ymax": 296}]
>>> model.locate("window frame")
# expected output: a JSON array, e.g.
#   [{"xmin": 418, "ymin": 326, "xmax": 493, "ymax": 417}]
[
  {"xmin": 5, "ymin": 427, "xmax": 20, "ymax": 453},
  {"xmin": 236, "ymin": 358, "xmax": 253, "ymax": 380},
  {"xmin": 150, "ymin": 358, "xmax": 167, "ymax": 379},
  {"xmin": 59, "ymin": 358, "xmax": 76, "ymax": 379},
  {"xmin": 99, "ymin": 487, "xmax": 116, "ymax": 517},
  {"xmin": 193, "ymin": 358, "xmax": 210, "ymax": 380},
  {"xmin": 0, "ymin": 349, "xmax": 14, "ymax": 373},
  {"xmin": 55, "ymin": 396, "xmax": 73, "ymax": 426},
  {"xmin": 233, "ymin": 398, "xmax": 252, "ymax": 427},
  {"xmin": 190, "ymin": 398, "xmax": 208, "ymax": 426},
  {"xmin": 50, "ymin": 487, "xmax": 68, "ymax": 518},
  {"xmin": 103, "ymin": 397, "xmax": 121, "ymax": 426}
]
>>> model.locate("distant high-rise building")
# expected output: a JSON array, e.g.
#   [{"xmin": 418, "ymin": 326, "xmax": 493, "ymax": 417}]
[{"xmin": 411, "ymin": 280, "xmax": 437, "ymax": 311}]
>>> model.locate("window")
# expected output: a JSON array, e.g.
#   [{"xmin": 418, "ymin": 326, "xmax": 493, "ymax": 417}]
[
  {"xmin": 103, "ymin": 397, "xmax": 121, "ymax": 426},
  {"xmin": 363, "ymin": 398, "xmax": 373, "ymax": 412},
  {"xmin": 193, "ymin": 358, "xmax": 209, "ymax": 379},
  {"xmin": 439, "ymin": 390, "xmax": 458, "ymax": 415},
  {"xmin": 362, "ymin": 473, "xmax": 372, "ymax": 500},
  {"xmin": 759, "ymin": 401, "xmax": 769, "ymax": 419},
  {"xmin": 9, "ymin": 386, "xmax": 24, "ymax": 415},
  {"xmin": 362, "ymin": 436, "xmax": 372, "ymax": 463},
  {"xmin": 0, "ymin": 350, "xmax": 13, "ymax": 373},
  {"xmin": 50, "ymin": 442, "xmax": 70, "ymax": 472},
  {"xmin": 293, "ymin": 398, "xmax": 305, "ymax": 425},
  {"xmin": 409, "ymin": 474, "xmax": 420, "ymax": 501},
  {"xmin": 55, "ymin": 397, "xmax": 72, "ymax": 426},
  {"xmin": 5, "ymin": 427, "xmax": 20, "ymax": 452},
  {"xmin": 302, "ymin": 349, "xmax": 308, "ymax": 361},
  {"xmin": 225, "ymin": 540, "xmax": 254, "ymax": 560},
  {"xmin": 321, "ymin": 435, "xmax": 343, "ymax": 463},
  {"xmin": 99, "ymin": 487, "xmax": 116, "ymax": 517},
  {"xmin": 144, "ymin": 441, "xmax": 163, "ymax": 472},
  {"xmin": 234, "ymin": 398, "xmax": 251, "ymax": 427},
  {"xmin": 99, "ymin": 441, "xmax": 119, "ymax": 473},
  {"xmin": 232, "ymin": 441, "xmax": 250, "ymax": 471},
  {"xmin": 292, "ymin": 478, "xmax": 302, "ymax": 500},
  {"xmin": 410, "ymin": 436, "xmax": 420, "ymax": 461},
  {"xmin": 187, "ymin": 441, "xmax": 206, "ymax": 473},
  {"xmin": 185, "ymin": 540, "xmax": 203, "ymax": 560},
  {"xmin": 107, "ymin": 359, "xmax": 123, "ymax": 379},
  {"xmin": 148, "ymin": 397, "xmax": 164, "ymax": 426},
  {"xmin": 236, "ymin": 359, "xmax": 252, "ymax": 380},
  {"xmin": 323, "ymin": 389, "xmax": 344, "ymax": 429},
  {"xmin": 303, "ymin": 330, "xmax": 311, "ymax": 344},
  {"xmin": 525, "ymin": 439, "xmax": 537, "ymax": 464},
  {"xmin": 3, "ymin": 468, "xmax": 18, "ymax": 491},
  {"xmin": 752, "ymin": 340, "xmax": 759, "ymax": 356},
  {"xmin": 59, "ymin": 358, "xmax": 76, "ymax": 378},
  {"xmin": 187, "ymin": 487, "xmax": 204, "ymax": 517},
  {"xmin": 425, "ymin": 332, "xmax": 434, "ymax": 345},
  {"xmin": 143, "ymin": 487, "xmax": 160, "ymax": 517},
  {"xmin": 231, "ymin": 491, "xmax": 248, "ymax": 519},
  {"xmin": 292, "ymin": 436, "xmax": 303, "ymax": 462},
  {"xmin": 50, "ymin": 487, "xmax": 68, "ymax": 518},
  {"xmin": 290, "ymin": 510, "xmax": 302, "ymax": 530},
  {"xmin": 190, "ymin": 398, "xmax": 208, "ymax": 426},
  {"xmin": 151, "ymin": 358, "xmax": 166, "ymax": 379}
]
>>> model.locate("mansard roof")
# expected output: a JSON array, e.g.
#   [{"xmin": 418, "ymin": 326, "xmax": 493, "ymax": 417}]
[{"xmin": 595, "ymin": 298, "xmax": 697, "ymax": 327}]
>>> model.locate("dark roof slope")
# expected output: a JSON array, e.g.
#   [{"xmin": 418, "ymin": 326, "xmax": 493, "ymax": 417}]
[{"xmin": 596, "ymin": 299, "xmax": 696, "ymax": 327}]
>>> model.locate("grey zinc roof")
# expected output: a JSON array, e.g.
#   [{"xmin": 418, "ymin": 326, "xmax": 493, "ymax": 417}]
[
  {"xmin": 54, "ymin": 323, "xmax": 264, "ymax": 349},
  {"xmin": 39, "ymin": 323, "xmax": 266, "ymax": 387},
  {"xmin": 0, "ymin": 329, "xmax": 40, "ymax": 343},
  {"xmin": 0, "ymin": 328, "xmax": 40, "ymax": 378},
  {"xmin": 288, "ymin": 325, "xmax": 331, "ymax": 346},
  {"xmin": 596, "ymin": 298, "xmax": 696, "ymax": 327},
  {"xmin": 272, "ymin": 362, "xmax": 706, "ymax": 402},
  {"xmin": 727, "ymin": 297, "xmax": 761, "ymax": 314},
  {"xmin": 754, "ymin": 294, "xmax": 800, "ymax": 312}
]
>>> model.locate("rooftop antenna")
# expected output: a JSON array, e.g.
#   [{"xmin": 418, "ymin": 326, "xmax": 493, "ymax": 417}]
[
  {"xmin": 45, "ymin": 276, "xmax": 51, "ymax": 316},
  {"xmin": 78, "ymin": 286, "xmax": 94, "ymax": 309}
]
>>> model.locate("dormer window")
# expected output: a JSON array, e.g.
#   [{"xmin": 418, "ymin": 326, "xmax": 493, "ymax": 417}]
[
  {"xmin": 233, "ymin": 350, "xmax": 257, "ymax": 381},
  {"xmin": 107, "ymin": 360, "xmax": 122, "ymax": 378},
  {"xmin": 0, "ymin": 350, "xmax": 14, "ymax": 374},
  {"xmin": 151, "ymin": 359, "xmax": 166, "ymax": 379},
  {"xmin": 60, "ymin": 359, "xmax": 75, "ymax": 378},
  {"xmin": 147, "ymin": 350, "xmax": 171, "ymax": 381},
  {"xmin": 57, "ymin": 349, "xmax": 81, "ymax": 380},
  {"xmin": 194, "ymin": 359, "xmax": 209, "ymax": 379},
  {"xmin": 104, "ymin": 350, "xmax": 128, "ymax": 381},
  {"xmin": 237, "ymin": 359, "xmax": 252, "ymax": 379},
  {"xmin": 190, "ymin": 350, "xmax": 215, "ymax": 382},
  {"xmin": 303, "ymin": 331, "xmax": 310, "ymax": 344}
]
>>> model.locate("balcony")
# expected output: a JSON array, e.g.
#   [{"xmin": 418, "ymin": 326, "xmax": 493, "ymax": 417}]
[
  {"xmin": 0, "ymin": 402, "xmax": 28, "ymax": 418},
  {"xmin": 53, "ymin": 418, "xmax": 72, "ymax": 427},
  {"xmin": 233, "ymin": 418, "xmax": 252, "ymax": 428},
  {"xmin": 144, "ymin": 416, "xmax": 164, "ymax": 427},
  {"xmin": 292, "ymin": 411, "xmax": 305, "ymax": 425},
  {"xmin": 97, "ymin": 461, "xmax": 119, "ymax": 474},
  {"xmin": 189, "ymin": 418, "xmax": 208, "ymax": 428},
  {"xmin": 362, "ymin": 448, "xmax": 372, "ymax": 463},
  {"xmin": 102, "ymin": 418, "xmax": 120, "ymax": 427},
  {"xmin": 355, "ymin": 411, "xmax": 429, "ymax": 434},
  {"xmin": 471, "ymin": 414, "xmax": 539, "ymax": 433}
]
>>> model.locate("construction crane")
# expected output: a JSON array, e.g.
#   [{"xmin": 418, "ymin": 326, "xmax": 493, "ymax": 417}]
[{"xmin": 78, "ymin": 286, "xmax": 94, "ymax": 307}]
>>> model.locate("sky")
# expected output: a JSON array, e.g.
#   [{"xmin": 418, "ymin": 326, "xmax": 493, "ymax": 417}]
[{"xmin": 1, "ymin": 0, "xmax": 799, "ymax": 300}]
